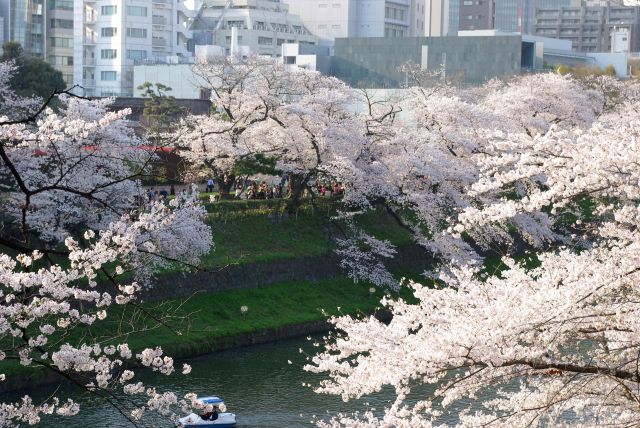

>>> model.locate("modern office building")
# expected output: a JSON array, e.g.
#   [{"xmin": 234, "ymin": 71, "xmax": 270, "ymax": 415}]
[
  {"xmin": 281, "ymin": 0, "xmax": 426, "ymax": 47},
  {"xmin": 532, "ymin": 2, "xmax": 640, "ymax": 52},
  {"xmin": 1, "ymin": 0, "xmax": 44, "ymax": 56},
  {"xmin": 0, "ymin": 1, "xmax": 75, "ymax": 85},
  {"xmin": 455, "ymin": 1, "xmax": 586, "ymax": 36},
  {"xmin": 190, "ymin": 0, "xmax": 317, "ymax": 57},
  {"xmin": 457, "ymin": 0, "xmax": 530, "ymax": 34},
  {"xmin": 459, "ymin": 0, "xmax": 495, "ymax": 31},
  {"xmin": 72, "ymin": 0, "xmax": 194, "ymax": 97}
]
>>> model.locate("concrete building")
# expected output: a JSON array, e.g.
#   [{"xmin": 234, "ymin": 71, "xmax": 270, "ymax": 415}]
[
  {"xmin": 73, "ymin": 0, "xmax": 194, "ymax": 97},
  {"xmin": 331, "ymin": 33, "xmax": 523, "ymax": 87},
  {"xmin": 190, "ymin": 0, "xmax": 317, "ymax": 58},
  {"xmin": 281, "ymin": 0, "xmax": 426, "ymax": 47},
  {"xmin": 611, "ymin": 27, "xmax": 630, "ymax": 52},
  {"xmin": 532, "ymin": 2, "xmax": 640, "ymax": 53},
  {"xmin": 282, "ymin": 43, "xmax": 332, "ymax": 73},
  {"xmin": 331, "ymin": 30, "xmax": 629, "ymax": 88}
]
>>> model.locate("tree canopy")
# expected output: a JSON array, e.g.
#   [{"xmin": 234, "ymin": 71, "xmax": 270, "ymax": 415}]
[{"xmin": 1, "ymin": 42, "xmax": 66, "ymax": 99}]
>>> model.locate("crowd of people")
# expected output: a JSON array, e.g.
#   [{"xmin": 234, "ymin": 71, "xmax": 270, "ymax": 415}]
[
  {"xmin": 206, "ymin": 176, "xmax": 345, "ymax": 201},
  {"xmin": 144, "ymin": 176, "xmax": 346, "ymax": 203},
  {"xmin": 146, "ymin": 185, "xmax": 175, "ymax": 202}
]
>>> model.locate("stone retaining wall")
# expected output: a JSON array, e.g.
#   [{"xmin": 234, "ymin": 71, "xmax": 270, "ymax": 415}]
[{"xmin": 139, "ymin": 244, "xmax": 432, "ymax": 302}]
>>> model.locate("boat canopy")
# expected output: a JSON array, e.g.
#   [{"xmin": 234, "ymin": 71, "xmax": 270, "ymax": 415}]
[{"xmin": 198, "ymin": 396, "xmax": 224, "ymax": 405}]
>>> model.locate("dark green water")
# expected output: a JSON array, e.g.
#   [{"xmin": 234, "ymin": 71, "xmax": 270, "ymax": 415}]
[
  {"xmin": 33, "ymin": 336, "xmax": 428, "ymax": 427},
  {"xmin": 16, "ymin": 336, "xmax": 576, "ymax": 427}
]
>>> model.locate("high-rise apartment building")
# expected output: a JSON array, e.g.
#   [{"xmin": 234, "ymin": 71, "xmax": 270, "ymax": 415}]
[
  {"xmin": 532, "ymin": 2, "xmax": 640, "ymax": 52},
  {"xmin": 47, "ymin": 0, "xmax": 74, "ymax": 85},
  {"xmin": 0, "ymin": 0, "xmax": 194, "ymax": 94},
  {"xmin": 190, "ymin": 0, "xmax": 317, "ymax": 57},
  {"xmin": 73, "ymin": 0, "xmax": 194, "ymax": 97},
  {"xmin": 281, "ymin": 0, "xmax": 426, "ymax": 47}
]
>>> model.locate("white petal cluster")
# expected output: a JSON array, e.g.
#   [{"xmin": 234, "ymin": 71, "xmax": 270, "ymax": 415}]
[
  {"xmin": 0, "ymin": 65, "xmax": 209, "ymax": 426},
  {"xmin": 309, "ymin": 75, "xmax": 640, "ymax": 426}
]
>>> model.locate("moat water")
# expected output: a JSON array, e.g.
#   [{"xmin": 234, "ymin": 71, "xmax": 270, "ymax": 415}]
[{"xmin": 30, "ymin": 336, "xmax": 475, "ymax": 427}]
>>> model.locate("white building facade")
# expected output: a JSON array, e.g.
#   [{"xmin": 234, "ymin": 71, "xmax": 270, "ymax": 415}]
[
  {"xmin": 73, "ymin": 0, "xmax": 194, "ymax": 97},
  {"xmin": 281, "ymin": 0, "xmax": 426, "ymax": 47},
  {"xmin": 190, "ymin": 0, "xmax": 317, "ymax": 58}
]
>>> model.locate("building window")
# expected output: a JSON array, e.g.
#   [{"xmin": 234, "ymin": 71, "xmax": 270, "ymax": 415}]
[
  {"xmin": 101, "ymin": 5, "xmax": 117, "ymax": 16},
  {"xmin": 48, "ymin": 56, "xmax": 73, "ymax": 66},
  {"xmin": 101, "ymin": 27, "xmax": 117, "ymax": 37},
  {"xmin": 49, "ymin": 37, "xmax": 73, "ymax": 48},
  {"xmin": 48, "ymin": 0, "xmax": 73, "ymax": 10},
  {"xmin": 101, "ymin": 71, "xmax": 117, "ymax": 81},
  {"xmin": 258, "ymin": 37, "xmax": 273, "ymax": 45},
  {"xmin": 101, "ymin": 49, "xmax": 117, "ymax": 59},
  {"xmin": 50, "ymin": 19, "xmax": 73, "ymax": 29},
  {"xmin": 127, "ymin": 6, "xmax": 147, "ymax": 17},
  {"xmin": 126, "ymin": 49, "xmax": 147, "ymax": 61},
  {"xmin": 126, "ymin": 28, "xmax": 147, "ymax": 38}
]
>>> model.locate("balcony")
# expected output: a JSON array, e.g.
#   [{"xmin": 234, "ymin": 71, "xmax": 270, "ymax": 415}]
[
  {"xmin": 84, "ymin": 37, "xmax": 97, "ymax": 45},
  {"xmin": 83, "ymin": 58, "xmax": 96, "ymax": 66},
  {"xmin": 85, "ymin": 14, "xmax": 97, "ymax": 24},
  {"xmin": 152, "ymin": 38, "xmax": 167, "ymax": 47},
  {"xmin": 82, "ymin": 79, "xmax": 96, "ymax": 88}
]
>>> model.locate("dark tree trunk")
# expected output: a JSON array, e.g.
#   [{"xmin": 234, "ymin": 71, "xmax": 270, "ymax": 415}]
[
  {"xmin": 216, "ymin": 174, "xmax": 236, "ymax": 200},
  {"xmin": 287, "ymin": 173, "xmax": 307, "ymax": 214}
]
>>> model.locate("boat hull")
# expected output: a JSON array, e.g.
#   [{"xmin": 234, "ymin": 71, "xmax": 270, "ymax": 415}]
[
  {"xmin": 183, "ymin": 425, "xmax": 236, "ymax": 428},
  {"xmin": 178, "ymin": 412, "xmax": 237, "ymax": 427}
]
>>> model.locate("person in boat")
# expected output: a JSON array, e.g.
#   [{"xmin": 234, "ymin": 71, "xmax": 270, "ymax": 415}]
[{"xmin": 200, "ymin": 407, "xmax": 219, "ymax": 421}]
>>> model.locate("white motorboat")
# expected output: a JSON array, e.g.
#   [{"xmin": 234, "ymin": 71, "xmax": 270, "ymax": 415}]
[{"xmin": 178, "ymin": 396, "xmax": 237, "ymax": 427}]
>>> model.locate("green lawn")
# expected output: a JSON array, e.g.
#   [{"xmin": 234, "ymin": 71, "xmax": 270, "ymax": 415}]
[{"xmin": 195, "ymin": 199, "xmax": 413, "ymax": 268}]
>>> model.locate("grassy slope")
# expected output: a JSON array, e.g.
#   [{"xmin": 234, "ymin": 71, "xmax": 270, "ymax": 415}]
[
  {"xmin": 0, "ymin": 198, "xmax": 418, "ymax": 380},
  {"xmin": 198, "ymin": 199, "xmax": 413, "ymax": 268},
  {"xmin": 2, "ymin": 276, "xmax": 416, "ymax": 378}
]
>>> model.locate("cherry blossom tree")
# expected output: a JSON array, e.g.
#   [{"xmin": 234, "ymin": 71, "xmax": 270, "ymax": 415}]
[
  {"xmin": 308, "ymin": 75, "xmax": 640, "ymax": 426},
  {"xmin": 177, "ymin": 55, "xmax": 364, "ymax": 208},
  {"xmin": 0, "ymin": 62, "xmax": 212, "ymax": 425}
]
